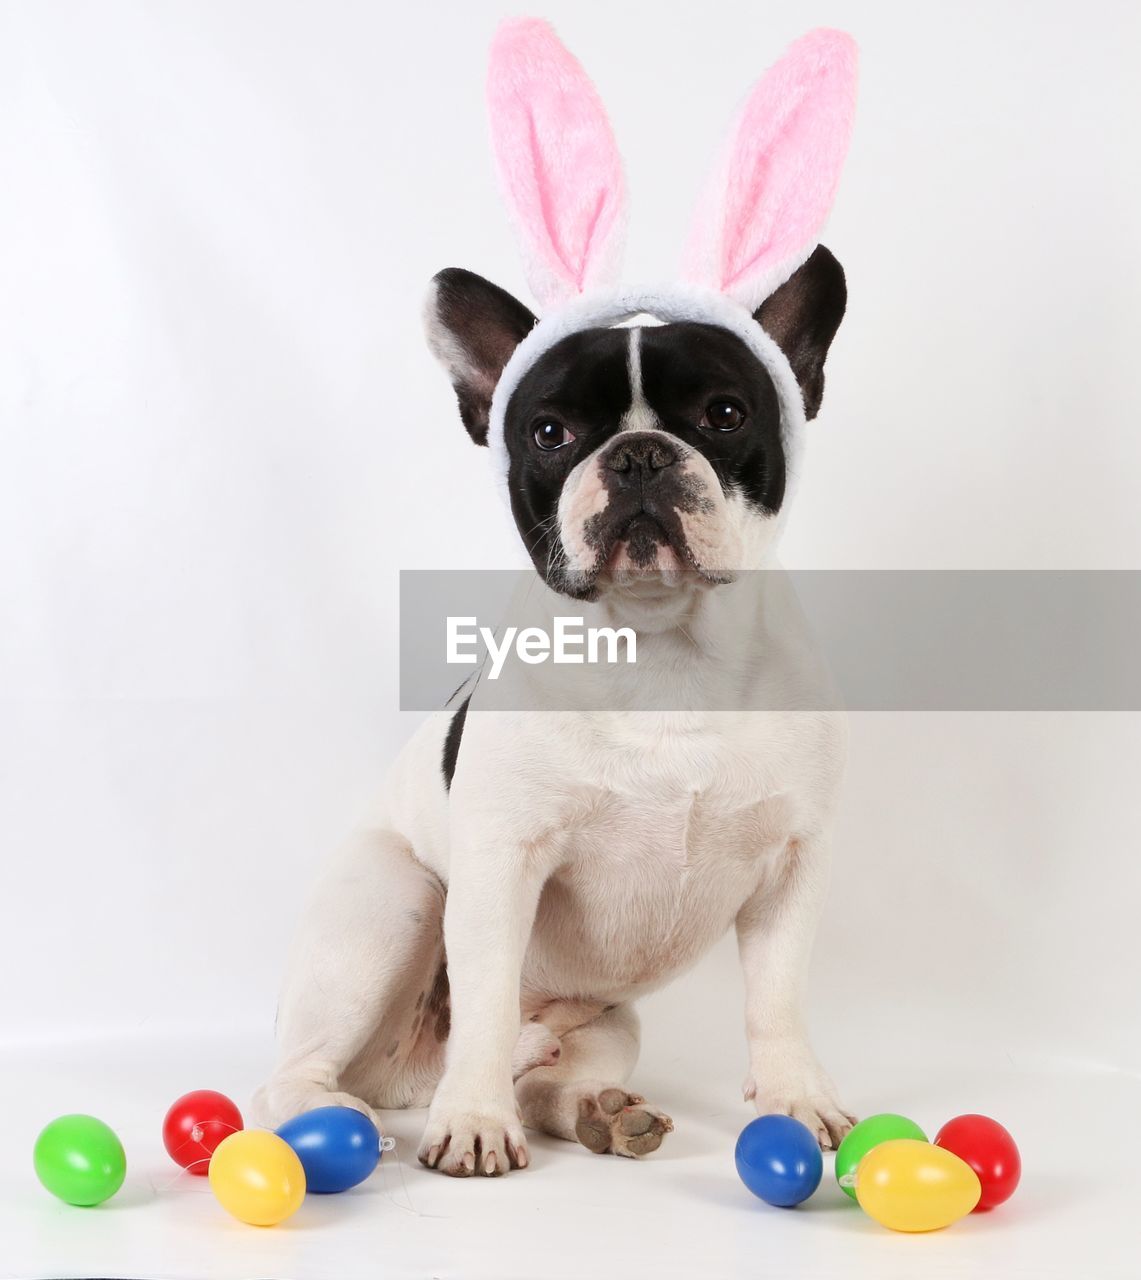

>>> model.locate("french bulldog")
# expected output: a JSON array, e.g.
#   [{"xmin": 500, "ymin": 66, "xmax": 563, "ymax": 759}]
[{"xmin": 254, "ymin": 20, "xmax": 860, "ymax": 1176}]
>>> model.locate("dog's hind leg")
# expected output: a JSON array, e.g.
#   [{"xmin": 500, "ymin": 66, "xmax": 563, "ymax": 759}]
[
  {"xmin": 251, "ymin": 828, "xmax": 446, "ymax": 1127},
  {"xmin": 514, "ymin": 1003, "xmax": 673, "ymax": 1157}
]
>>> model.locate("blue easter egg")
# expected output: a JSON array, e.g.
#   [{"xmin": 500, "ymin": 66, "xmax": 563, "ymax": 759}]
[
  {"xmin": 735, "ymin": 1114, "xmax": 822, "ymax": 1208},
  {"xmin": 276, "ymin": 1106, "xmax": 381, "ymax": 1194}
]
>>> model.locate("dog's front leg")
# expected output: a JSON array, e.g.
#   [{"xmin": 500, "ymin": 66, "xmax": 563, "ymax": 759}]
[
  {"xmin": 418, "ymin": 804, "xmax": 558, "ymax": 1177},
  {"xmin": 736, "ymin": 827, "xmax": 856, "ymax": 1149}
]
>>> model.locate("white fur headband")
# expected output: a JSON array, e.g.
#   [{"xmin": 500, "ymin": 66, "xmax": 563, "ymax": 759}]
[{"xmin": 483, "ymin": 19, "xmax": 859, "ymax": 488}]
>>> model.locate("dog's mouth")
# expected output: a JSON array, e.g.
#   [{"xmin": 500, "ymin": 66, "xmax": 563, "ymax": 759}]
[
  {"xmin": 580, "ymin": 503, "xmax": 733, "ymax": 593},
  {"xmin": 604, "ymin": 512, "xmax": 677, "ymax": 571}
]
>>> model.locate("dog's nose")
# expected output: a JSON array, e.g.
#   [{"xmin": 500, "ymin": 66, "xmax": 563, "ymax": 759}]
[{"xmin": 605, "ymin": 432, "xmax": 678, "ymax": 475}]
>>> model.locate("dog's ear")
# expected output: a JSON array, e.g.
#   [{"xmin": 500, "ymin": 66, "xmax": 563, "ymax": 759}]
[
  {"xmin": 425, "ymin": 268, "xmax": 536, "ymax": 445},
  {"xmin": 754, "ymin": 245, "xmax": 846, "ymax": 421}
]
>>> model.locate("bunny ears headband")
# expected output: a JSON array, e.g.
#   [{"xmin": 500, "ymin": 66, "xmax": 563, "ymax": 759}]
[{"xmin": 483, "ymin": 20, "xmax": 858, "ymax": 490}]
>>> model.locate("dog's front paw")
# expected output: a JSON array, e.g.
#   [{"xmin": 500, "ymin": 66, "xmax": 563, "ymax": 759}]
[
  {"xmin": 744, "ymin": 1045, "xmax": 856, "ymax": 1150},
  {"xmin": 418, "ymin": 1095, "xmax": 529, "ymax": 1177}
]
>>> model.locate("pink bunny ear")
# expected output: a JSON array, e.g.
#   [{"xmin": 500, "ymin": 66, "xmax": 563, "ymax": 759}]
[
  {"xmin": 683, "ymin": 29, "xmax": 858, "ymax": 312},
  {"xmin": 487, "ymin": 18, "xmax": 627, "ymax": 311}
]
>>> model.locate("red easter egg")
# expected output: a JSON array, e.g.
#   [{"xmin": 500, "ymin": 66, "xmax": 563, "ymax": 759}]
[
  {"xmin": 162, "ymin": 1090, "xmax": 244, "ymax": 1174},
  {"xmin": 934, "ymin": 1113, "xmax": 1021, "ymax": 1210}
]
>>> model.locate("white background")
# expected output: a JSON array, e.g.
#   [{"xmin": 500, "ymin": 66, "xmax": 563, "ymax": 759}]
[{"xmin": 1, "ymin": 1, "xmax": 1139, "ymax": 1277}]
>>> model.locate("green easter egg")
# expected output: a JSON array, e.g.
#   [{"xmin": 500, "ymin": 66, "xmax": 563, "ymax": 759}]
[
  {"xmin": 34, "ymin": 1114, "xmax": 126, "ymax": 1206},
  {"xmin": 835, "ymin": 1112, "xmax": 927, "ymax": 1200}
]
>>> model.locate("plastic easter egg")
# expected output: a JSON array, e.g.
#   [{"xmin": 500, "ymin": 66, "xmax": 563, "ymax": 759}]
[
  {"xmin": 208, "ymin": 1130, "xmax": 306, "ymax": 1226},
  {"xmin": 34, "ymin": 1114, "xmax": 126, "ymax": 1206},
  {"xmin": 856, "ymin": 1138, "xmax": 981, "ymax": 1231},
  {"xmin": 835, "ymin": 1112, "xmax": 927, "ymax": 1199},
  {"xmin": 934, "ymin": 1114, "xmax": 1021, "ymax": 1210},
  {"xmin": 162, "ymin": 1089, "xmax": 244, "ymax": 1174},
  {"xmin": 276, "ymin": 1106, "xmax": 381, "ymax": 1194},
  {"xmin": 735, "ymin": 1114, "xmax": 823, "ymax": 1207}
]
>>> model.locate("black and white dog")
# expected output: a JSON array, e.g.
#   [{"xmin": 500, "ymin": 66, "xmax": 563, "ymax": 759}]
[{"xmin": 255, "ymin": 20, "xmax": 860, "ymax": 1176}]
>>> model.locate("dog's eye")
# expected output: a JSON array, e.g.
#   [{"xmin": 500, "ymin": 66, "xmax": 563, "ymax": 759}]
[
  {"xmin": 533, "ymin": 421, "xmax": 575, "ymax": 451},
  {"xmin": 700, "ymin": 400, "xmax": 746, "ymax": 432}
]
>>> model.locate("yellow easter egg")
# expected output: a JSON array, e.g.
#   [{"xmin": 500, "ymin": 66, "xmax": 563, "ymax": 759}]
[
  {"xmin": 855, "ymin": 1138, "xmax": 981, "ymax": 1232},
  {"xmin": 208, "ymin": 1130, "xmax": 306, "ymax": 1227}
]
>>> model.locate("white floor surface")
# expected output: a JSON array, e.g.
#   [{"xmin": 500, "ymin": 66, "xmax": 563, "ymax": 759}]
[{"xmin": 2, "ymin": 1020, "xmax": 1137, "ymax": 1280}]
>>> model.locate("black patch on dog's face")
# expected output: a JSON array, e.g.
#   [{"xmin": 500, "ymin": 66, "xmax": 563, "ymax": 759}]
[
  {"xmin": 503, "ymin": 326, "xmax": 629, "ymax": 583},
  {"xmin": 639, "ymin": 325, "xmax": 785, "ymax": 512},
  {"xmin": 503, "ymin": 322, "xmax": 785, "ymax": 594}
]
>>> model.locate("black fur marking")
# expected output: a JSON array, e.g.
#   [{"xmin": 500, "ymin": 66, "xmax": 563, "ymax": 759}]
[
  {"xmin": 638, "ymin": 324, "xmax": 786, "ymax": 516},
  {"xmin": 441, "ymin": 693, "xmax": 470, "ymax": 791},
  {"xmin": 504, "ymin": 327, "xmax": 632, "ymax": 595}
]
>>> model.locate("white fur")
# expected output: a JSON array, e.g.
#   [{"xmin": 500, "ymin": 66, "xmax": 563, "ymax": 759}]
[
  {"xmin": 618, "ymin": 330, "xmax": 657, "ymax": 433},
  {"xmin": 254, "ymin": 531, "xmax": 854, "ymax": 1175}
]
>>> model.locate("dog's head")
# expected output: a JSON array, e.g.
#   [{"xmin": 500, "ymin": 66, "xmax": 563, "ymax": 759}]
[
  {"xmin": 425, "ymin": 250, "xmax": 845, "ymax": 599},
  {"xmin": 424, "ymin": 20, "xmax": 856, "ymax": 601}
]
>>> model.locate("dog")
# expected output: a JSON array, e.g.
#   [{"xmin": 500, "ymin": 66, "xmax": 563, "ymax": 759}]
[{"xmin": 254, "ymin": 21, "xmax": 860, "ymax": 1176}]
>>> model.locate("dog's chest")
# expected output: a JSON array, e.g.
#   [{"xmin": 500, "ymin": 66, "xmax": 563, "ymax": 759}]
[{"xmin": 527, "ymin": 753, "xmax": 797, "ymax": 997}]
